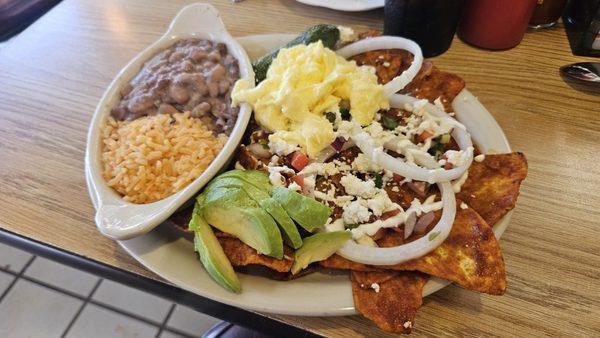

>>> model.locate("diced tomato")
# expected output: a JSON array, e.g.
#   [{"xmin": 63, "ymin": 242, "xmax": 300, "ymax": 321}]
[
  {"xmin": 441, "ymin": 155, "xmax": 454, "ymax": 170},
  {"xmin": 381, "ymin": 209, "xmax": 401, "ymax": 220},
  {"xmin": 415, "ymin": 130, "xmax": 434, "ymax": 143},
  {"xmin": 290, "ymin": 174, "xmax": 304, "ymax": 187},
  {"xmin": 392, "ymin": 173, "xmax": 405, "ymax": 183},
  {"xmin": 290, "ymin": 151, "xmax": 309, "ymax": 171}
]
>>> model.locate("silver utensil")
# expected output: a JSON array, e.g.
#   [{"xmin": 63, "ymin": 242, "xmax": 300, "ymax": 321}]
[{"xmin": 560, "ymin": 62, "xmax": 600, "ymax": 83}]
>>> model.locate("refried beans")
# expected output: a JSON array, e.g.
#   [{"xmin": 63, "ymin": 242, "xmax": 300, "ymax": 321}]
[{"xmin": 111, "ymin": 38, "xmax": 240, "ymax": 134}]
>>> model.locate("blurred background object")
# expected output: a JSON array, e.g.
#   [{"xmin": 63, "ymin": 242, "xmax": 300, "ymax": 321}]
[
  {"xmin": 383, "ymin": 0, "xmax": 465, "ymax": 57},
  {"xmin": 458, "ymin": 0, "xmax": 538, "ymax": 50},
  {"xmin": 529, "ymin": 0, "xmax": 568, "ymax": 29},
  {"xmin": 563, "ymin": 0, "xmax": 600, "ymax": 56},
  {"xmin": 0, "ymin": 0, "xmax": 62, "ymax": 41}
]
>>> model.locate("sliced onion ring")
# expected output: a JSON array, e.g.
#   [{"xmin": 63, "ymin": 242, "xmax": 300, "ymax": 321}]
[
  {"xmin": 391, "ymin": 93, "xmax": 475, "ymax": 176},
  {"xmin": 351, "ymin": 94, "xmax": 474, "ymax": 183},
  {"xmin": 336, "ymin": 181, "xmax": 456, "ymax": 265},
  {"xmin": 336, "ymin": 36, "xmax": 423, "ymax": 97}
]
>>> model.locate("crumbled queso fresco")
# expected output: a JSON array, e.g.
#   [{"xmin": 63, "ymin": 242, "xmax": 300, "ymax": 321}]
[
  {"xmin": 371, "ymin": 283, "xmax": 380, "ymax": 293},
  {"xmin": 262, "ymin": 98, "xmax": 472, "ymax": 242}
]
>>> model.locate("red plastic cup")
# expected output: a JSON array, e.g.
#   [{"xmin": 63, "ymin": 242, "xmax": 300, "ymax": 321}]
[
  {"xmin": 529, "ymin": 0, "xmax": 568, "ymax": 29},
  {"xmin": 458, "ymin": 0, "xmax": 538, "ymax": 50}
]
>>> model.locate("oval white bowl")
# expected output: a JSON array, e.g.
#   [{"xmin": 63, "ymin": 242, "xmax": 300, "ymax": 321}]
[
  {"xmin": 85, "ymin": 3, "xmax": 255, "ymax": 240},
  {"xmin": 85, "ymin": 33, "xmax": 514, "ymax": 316}
]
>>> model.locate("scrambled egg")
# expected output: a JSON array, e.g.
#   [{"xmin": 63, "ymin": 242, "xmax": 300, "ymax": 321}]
[{"xmin": 232, "ymin": 41, "xmax": 389, "ymax": 157}]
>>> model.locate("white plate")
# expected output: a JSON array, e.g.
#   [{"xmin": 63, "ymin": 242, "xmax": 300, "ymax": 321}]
[
  {"xmin": 297, "ymin": 0, "xmax": 384, "ymax": 11},
  {"xmin": 88, "ymin": 33, "xmax": 513, "ymax": 316}
]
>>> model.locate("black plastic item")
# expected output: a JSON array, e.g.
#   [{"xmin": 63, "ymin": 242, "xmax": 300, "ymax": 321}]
[
  {"xmin": 559, "ymin": 62, "xmax": 600, "ymax": 94},
  {"xmin": 563, "ymin": 0, "xmax": 600, "ymax": 57},
  {"xmin": 384, "ymin": 0, "xmax": 465, "ymax": 57},
  {"xmin": 0, "ymin": 0, "xmax": 62, "ymax": 41}
]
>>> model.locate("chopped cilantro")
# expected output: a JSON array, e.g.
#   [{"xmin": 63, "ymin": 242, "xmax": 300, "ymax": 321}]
[
  {"xmin": 340, "ymin": 107, "xmax": 350, "ymax": 120},
  {"xmin": 346, "ymin": 223, "xmax": 359, "ymax": 229},
  {"xmin": 382, "ymin": 114, "xmax": 398, "ymax": 130},
  {"xmin": 325, "ymin": 111, "xmax": 336, "ymax": 124},
  {"xmin": 371, "ymin": 172, "xmax": 383, "ymax": 189},
  {"xmin": 428, "ymin": 231, "xmax": 441, "ymax": 241},
  {"xmin": 428, "ymin": 134, "xmax": 450, "ymax": 157}
]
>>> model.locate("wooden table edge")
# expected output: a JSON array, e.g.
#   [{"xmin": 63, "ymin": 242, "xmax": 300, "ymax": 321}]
[{"xmin": 0, "ymin": 228, "xmax": 321, "ymax": 338}]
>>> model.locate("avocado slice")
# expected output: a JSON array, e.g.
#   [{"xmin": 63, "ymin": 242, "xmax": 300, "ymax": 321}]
[
  {"xmin": 201, "ymin": 185, "xmax": 257, "ymax": 208},
  {"xmin": 214, "ymin": 170, "xmax": 271, "ymax": 192},
  {"xmin": 207, "ymin": 177, "xmax": 303, "ymax": 249},
  {"xmin": 271, "ymin": 186, "xmax": 332, "ymax": 232},
  {"xmin": 259, "ymin": 198, "xmax": 303, "ymax": 249},
  {"xmin": 188, "ymin": 210, "xmax": 241, "ymax": 293},
  {"xmin": 200, "ymin": 197, "xmax": 284, "ymax": 259},
  {"xmin": 200, "ymin": 184, "xmax": 285, "ymax": 258},
  {"xmin": 291, "ymin": 231, "xmax": 351, "ymax": 274}
]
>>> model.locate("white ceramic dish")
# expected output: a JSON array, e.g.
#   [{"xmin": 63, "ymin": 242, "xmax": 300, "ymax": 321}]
[
  {"xmin": 85, "ymin": 4, "xmax": 255, "ymax": 240},
  {"xmin": 296, "ymin": 0, "xmax": 384, "ymax": 12},
  {"xmin": 87, "ymin": 32, "xmax": 513, "ymax": 316}
]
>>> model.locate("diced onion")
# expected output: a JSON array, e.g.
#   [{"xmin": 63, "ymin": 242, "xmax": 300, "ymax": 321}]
[
  {"xmin": 404, "ymin": 212, "xmax": 417, "ymax": 239},
  {"xmin": 336, "ymin": 181, "xmax": 456, "ymax": 265},
  {"xmin": 312, "ymin": 139, "xmax": 355, "ymax": 164},
  {"xmin": 331, "ymin": 137, "xmax": 346, "ymax": 152},
  {"xmin": 405, "ymin": 181, "xmax": 427, "ymax": 198},
  {"xmin": 247, "ymin": 142, "xmax": 271, "ymax": 159},
  {"xmin": 351, "ymin": 94, "xmax": 474, "ymax": 183},
  {"xmin": 336, "ymin": 36, "xmax": 423, "ymax": 96},
  {"xmin": 414, "ymin": 211, "xmax": 435, "ymax": 233}
]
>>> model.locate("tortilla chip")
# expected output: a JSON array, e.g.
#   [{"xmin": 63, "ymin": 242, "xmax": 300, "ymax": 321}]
[
  {"xmin": 322, "ymin": 206, "xmax": 506, "ymax": 295},
  {"xmin": 357, "ymin": 30, "xmax": 383, "ymax": 40},
  {"xmin": 385, "ymin": 206, "xmax": 506, "ymax": 295},
  {"xmin": 350, "ymin": 47, "xmax": 465, "ymax": 112},
  {"xmin": 352, "ymin": 271, "xmax": 428, "ymax": 334},
  {"xmin": 236, "ymin": 145, "xmax": 268, "ymax": 171},
  {"xmin": 457, "ymin": 153, "xmax": 528, "ymax": 226},
  {"xmin": 352, "ymin": 270, "xmax": 399, "ymax": 286},
  {"xmin": 351, "ymin": 49, "xmax": 415, "ymax": 85},
  {"xmin": 384, "ymin": 181, "xmax": 424, "ymax": 210},
  {"xmin": 217, "ymin": 237, "xmax": 293, "ymax": 273},
  {"xmin": 400, "ymin": 66, "xmax": 465, "ymax": 112},
  {"xmin": 320, "ymin": 253, "xmax": 375, "ymax": 271}
]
